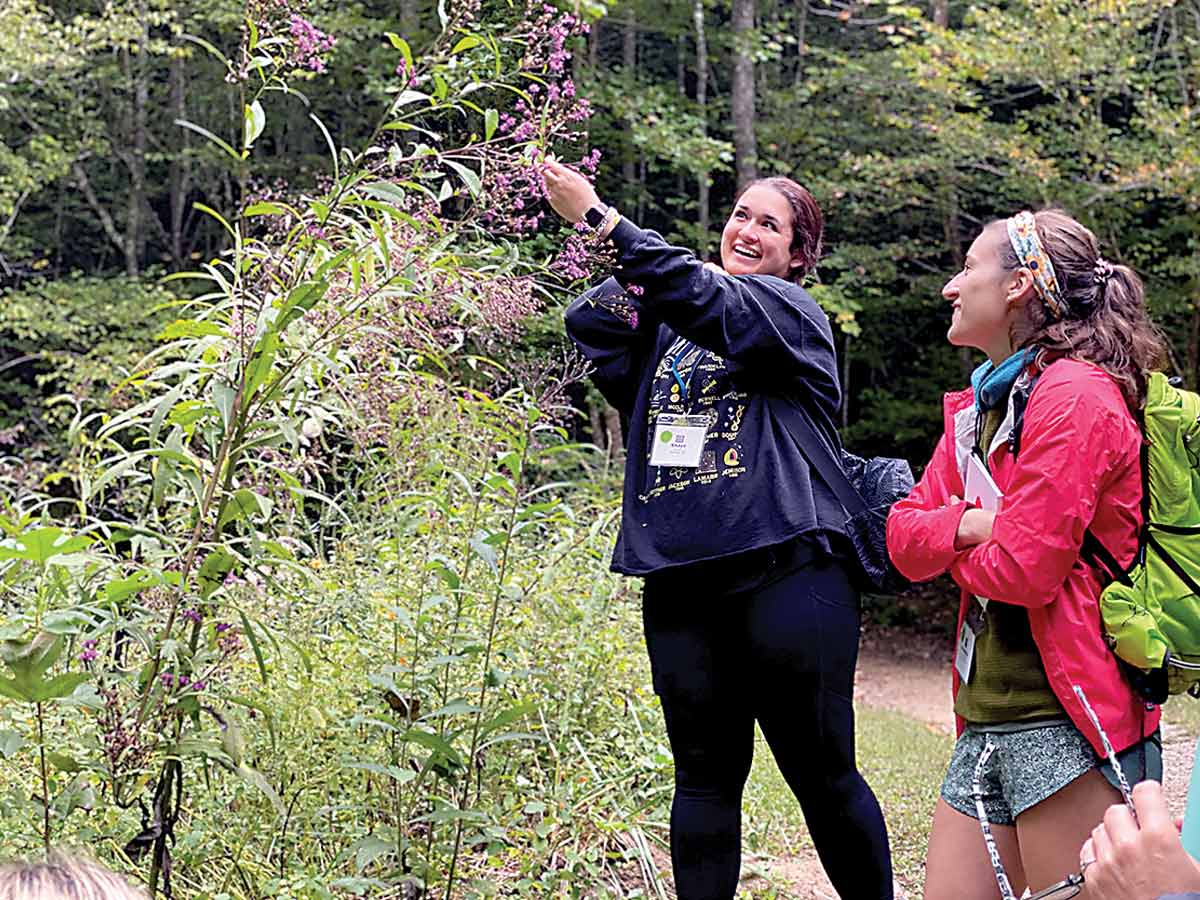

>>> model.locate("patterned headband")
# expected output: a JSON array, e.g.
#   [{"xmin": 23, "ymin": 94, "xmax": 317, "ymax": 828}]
[{"xmin": 1006, "ymin": 211, "xmax": 1068, "ymax": 319}]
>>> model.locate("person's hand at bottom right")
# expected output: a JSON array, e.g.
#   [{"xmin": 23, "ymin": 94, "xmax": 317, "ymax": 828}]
[{"xmin": 1080, "ymin": 780, "xmax": 1200, "ymax": 900}]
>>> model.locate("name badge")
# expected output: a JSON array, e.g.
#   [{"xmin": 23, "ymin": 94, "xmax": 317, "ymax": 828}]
[
  {"xmin": 649, "ymin": 414, "xmax": 710, "ymax": 467},
  {"xmin": 954, "ymin": 620, "xmax": 976, "ymax": 684},
  {"xmin": 955, "ymin": 601, "xmax": 987, "ymax": 684}
]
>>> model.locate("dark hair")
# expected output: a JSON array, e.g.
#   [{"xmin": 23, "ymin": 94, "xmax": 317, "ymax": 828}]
[
  {"xmin": 738, "ymin": 176, "xmax": 824, "ymax": 283},
  {"xmin": 999, "ymin": 208, "xmax": 1168, "ymax": 411}
]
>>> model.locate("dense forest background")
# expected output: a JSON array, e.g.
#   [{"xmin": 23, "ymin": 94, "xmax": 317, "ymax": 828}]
[
  {"xmin": 0, "ymin": 0, "xmax": 1198, "ymax": 897},
  {"xmin": 6, "ymin": 0, "xmax": 1198, "ymax": 464}
]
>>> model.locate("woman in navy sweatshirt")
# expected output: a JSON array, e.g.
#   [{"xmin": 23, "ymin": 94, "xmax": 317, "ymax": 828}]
[{"xmin": 544, "ymin": 160, "xmax": 893, "ymax": 900}]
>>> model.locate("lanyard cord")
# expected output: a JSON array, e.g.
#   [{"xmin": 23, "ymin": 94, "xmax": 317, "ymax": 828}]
[{"xmin": 667, "ymin": 341, "xmax": 706, "ymax": 402}]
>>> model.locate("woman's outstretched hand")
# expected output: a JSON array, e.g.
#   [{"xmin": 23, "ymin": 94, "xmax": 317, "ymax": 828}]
[{"xmin": 543, "ymin": 158, "xmax": 601, "ymax": 223}]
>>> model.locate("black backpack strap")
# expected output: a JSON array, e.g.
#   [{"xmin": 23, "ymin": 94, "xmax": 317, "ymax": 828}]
[
  {"xmin": 1008, "ymin": 373, "xmax": 1042, "ymax": 459},
  {"xmin": 1081, "ymin": 530, "xmax": 1132, "ymax": 587},
  {"xmin": 774, "ymin": 397, "xmax": 869, "ymax": 519}
]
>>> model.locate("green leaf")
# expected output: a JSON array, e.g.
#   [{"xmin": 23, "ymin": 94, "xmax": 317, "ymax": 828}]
[
  {"xmin": 275, "ymin": 280, "xmax": 328, "ymax": 330},
  {"xmin": 351, "ymin": 835, "xmax": 395, "ymax": 873},
  {"xmin": 359, "ymin": 182, "xmax": 408, "ymax": 206},
  {"xmin": 220, "ymin": 712, "xmax": 245, "ymax": 766},
  {"xmin": 32, "ymin": 672, "xmax": 89, "ymax": 702},
  {"xmin": 244, "ymin": 329, "xmax": 279, "ymax": 399},
  {"xmin": 468, "ymin": 536, "xmax": 498, "ymax": 575},
  {"xmin": 484, "ymin": 108, "xmax": 498, "ymax": 141},
  {"xmin": 477, "ymin": 700, "xmax": 535, "ymax": 734},
  {"xmin": 105, "ymin": 570, "xmax": 161, "ymax": 604},
  {"xmin": 444, "ymin": 160, "xmax": 482, "ymax": 198},
  {"xmin": 235, "ymin": 763, "xmax": 286, "ymax": 816},
  {"xmin": 344, "ymin": 761, "xmax": 416, "ymax": 785},
  {"xmin": 217, "ymin": 489, "xmax": 269, "ymax": 529},
  {"xmin": 401, "ymin": 726, "xmax": 463, "ymax": 770},
  {"xmin": 385, "ymin": 33, "xmax": 414, "ymax": 74},
  {"xmin": 212, "ymin": 381, "xmax": 236, "ymax": 430},
  {"xmin": 451, "ymin": 35, "xmax": 483, "ymax": 54},
  {"xmin": 176, "ymin": 118, "xmax": 241, "ymax": 163},
  {"xmin": 243, "ymin": 100, "xmax": 266, "ymax": 150},
  {"xmin": 46, "ymin": 751, "xmax": 81, "ymax": 773},
  {"xmin": 0, "ymin": 528, "xmax": 91, "ymax": 565},
  {"xmin": 243, "ymin": 201, "xmax": 292, "ymax": 217},
  {"xmin": 0, "ymin": 632, "xmax": 63, "ymax": 680},
  {"xmin": 197, "ymin": 549, "xmax": 236, "ymax": 600},
  {"xmin": 42, "ymin": 609, "xmax": 93, "ymax": 635},
  {"xmin": 391, "ymin": 89, "xmax": 431, "ymax": 110},
  {"xmin": 0, "ymin": 679, "xmax": 32, "ymax": 702},
  {"xmin": 157, "ymin": 320, "xmax": 224, "ymax": 341},
  {"xmin": 0, "ymin": 730, "xmax": 24, "ymax": 758},
  {"xmin": 237, "ymin": 610, "xmax": 270, "ymax": 685}
]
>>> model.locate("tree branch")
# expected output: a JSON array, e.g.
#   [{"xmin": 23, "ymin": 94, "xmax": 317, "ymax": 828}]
[{"xmin": 72, "ymin": 161, "xmax": 127, "ymax": 255}]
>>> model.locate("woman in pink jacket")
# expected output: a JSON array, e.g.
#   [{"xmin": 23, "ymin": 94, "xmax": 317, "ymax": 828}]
[{"xmin": 886, "ymin": 208, "xmax": 1168, "ymax": 899}]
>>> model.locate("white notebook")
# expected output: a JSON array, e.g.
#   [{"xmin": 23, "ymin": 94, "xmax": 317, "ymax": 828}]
[
  {"xmin": 964, "ymin": 452, "xmax": 1003, "ymax": 512},
  {"xmin": 963, "ymin": 452, "xmax": 1003, "ymax": 613}
]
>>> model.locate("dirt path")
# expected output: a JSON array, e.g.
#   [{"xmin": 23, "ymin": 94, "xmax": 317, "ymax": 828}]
[{"xmin": 742, "ymin": 631, "xmax": 1198, "ymax": 899}]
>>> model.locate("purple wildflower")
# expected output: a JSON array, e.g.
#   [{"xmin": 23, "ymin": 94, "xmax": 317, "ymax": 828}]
[
  {"xmin": 78, "ymin": 639, "xmax": 99, "ymax": 664},
  {"xmin": 289, "ymin": 14, "xmax": 336, "ymax": 73}
]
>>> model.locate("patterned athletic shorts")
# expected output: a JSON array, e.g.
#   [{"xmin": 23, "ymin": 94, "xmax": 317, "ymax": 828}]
[{"xmin": 941, "ymin": 722, "xmax": 1162, "ymax": 826}]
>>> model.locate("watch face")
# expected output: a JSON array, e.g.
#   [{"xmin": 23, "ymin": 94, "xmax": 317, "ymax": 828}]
[{"xmin": 584, "ymin": 204, "xmax": 610, "ymax": 228}]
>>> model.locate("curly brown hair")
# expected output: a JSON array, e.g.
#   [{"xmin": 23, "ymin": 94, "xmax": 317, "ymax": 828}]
[{"xmin": 1000, "ymin": 208, "xmax": 1168, "ymax": 411}]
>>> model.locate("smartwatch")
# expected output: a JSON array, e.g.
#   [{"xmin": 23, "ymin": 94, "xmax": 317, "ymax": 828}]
[{"xmin": 583, "ymin": 203, "xmax": 610, "ymax": 229}]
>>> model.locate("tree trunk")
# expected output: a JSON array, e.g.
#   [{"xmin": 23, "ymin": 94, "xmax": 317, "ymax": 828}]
[
  {"xmin": 603, "ymin": 405, "xmax": 624, "ymax": 457},
  {"xmin": 693, "ymin": 0, "xmax": 711, "ymax": 253},
  {"xmin": 624, "ymin": 11, "xmax": 643, "ymax": 184},
  {"xmin": 931, "ymin": 0, "xmax": 950, "ymax": 27},
  {"xmin": 400, "ymin": 0, "xmax": 418, "ymax": 38},
  {"xmin": 731, "ymin": 0, "xmax": 758, "ymax": 189},
  {"xmin": 1189, "ymin": 249, "xmax": 1200, "ymax": 390},
  {"xmin": 794, "ymin": 0, "xmax": 808, "ymax": 87},
  {"xmin": 168, "ymin": 53, "xmax": 189, "ymax": 270},
  {"xmin": 940, "ymin": 185, "xmax": 974, "ymax": 380},
  {"xmin": 623, "ymin": 12, "xmax": 638, "ymax": 190},
  {"xmin": 123, "ymin": 1, "xmax": 149, "ymax": 276}
]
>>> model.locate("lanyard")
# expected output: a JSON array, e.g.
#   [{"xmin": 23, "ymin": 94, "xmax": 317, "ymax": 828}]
[{"xmin": 666, "ymin": 340, "xmax": 706, "ymax": 402}]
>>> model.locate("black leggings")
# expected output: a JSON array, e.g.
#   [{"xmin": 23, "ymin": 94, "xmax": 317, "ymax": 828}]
[{"xmin": 642, "ymin": 552, "xmax": 893, "ymax": 900}]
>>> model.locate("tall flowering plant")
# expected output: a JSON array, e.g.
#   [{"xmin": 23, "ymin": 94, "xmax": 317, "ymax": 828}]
[{"xmin": 0, "ymin": 0, "xmax": 601, "ymax": 894}]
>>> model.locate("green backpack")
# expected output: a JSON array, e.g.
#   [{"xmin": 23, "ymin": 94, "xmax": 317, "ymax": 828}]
[{"xmin": 1090, "ymin": 372, "xmax": 1200, "ymax": 700}]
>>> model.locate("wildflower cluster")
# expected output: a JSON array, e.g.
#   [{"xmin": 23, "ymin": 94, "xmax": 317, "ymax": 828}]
[
  {"xmin": 78, "ymin": 638, "xmax": 98, "ymax": 664},
  {"xmin": 288, "ymin": 13, "xmax": 336, "ymax": 73},
  {"xmin": 551, "ymin": 219, "xmax": 618, "ymax": 287},
  {"xmin": 474, "ymin": 3, "xmax": 593, "ymax": 235},
  {"xmin": 231, "ymin": 0, "xmax": 336, "ymax": 82}
]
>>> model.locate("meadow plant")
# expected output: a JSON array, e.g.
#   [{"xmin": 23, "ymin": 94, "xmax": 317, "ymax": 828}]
[{"xmin": 0, "ymin": 1, "xmax": 651, "ymax": 896}]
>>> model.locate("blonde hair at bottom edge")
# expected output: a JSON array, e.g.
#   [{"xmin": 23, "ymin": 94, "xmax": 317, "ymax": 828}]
[{"xmin": 0, "ymin": 852, "xmax": 147, "ymax": 900}]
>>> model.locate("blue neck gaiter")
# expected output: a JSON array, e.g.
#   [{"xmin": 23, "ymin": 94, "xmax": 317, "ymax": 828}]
[{"xmin": 971, "ymin": 349, "xmax": 1030, "ymax": 413}]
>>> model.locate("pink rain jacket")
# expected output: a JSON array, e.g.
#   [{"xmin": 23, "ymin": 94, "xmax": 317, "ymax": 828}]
[{"xmin": 886, "ymin": 359, "xmax": 1160, "ymax": 755}]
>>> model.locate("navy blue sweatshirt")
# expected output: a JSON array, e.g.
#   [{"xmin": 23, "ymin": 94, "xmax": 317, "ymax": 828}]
[{"xmin": 565, "ymin": 217, "xmax": 848, "ymax": 576}]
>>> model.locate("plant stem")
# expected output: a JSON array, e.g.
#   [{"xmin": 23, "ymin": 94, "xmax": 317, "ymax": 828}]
[
  {"xmin": 36, "ymin": 701, "xmax": 49, "ymax": 853},
  {"xmin": 443, "ymin": 405, "xmax": 532, "ymax": 900}
]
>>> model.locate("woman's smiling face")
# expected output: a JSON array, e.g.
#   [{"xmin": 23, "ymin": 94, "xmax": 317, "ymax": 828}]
[
  {"xmin": 719, "ymin": 185, "xmax": 803, "ymax": 279},
  {"xmin": 943, "ymin": 221, "xmax": 1029, "ymax": 363}
]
